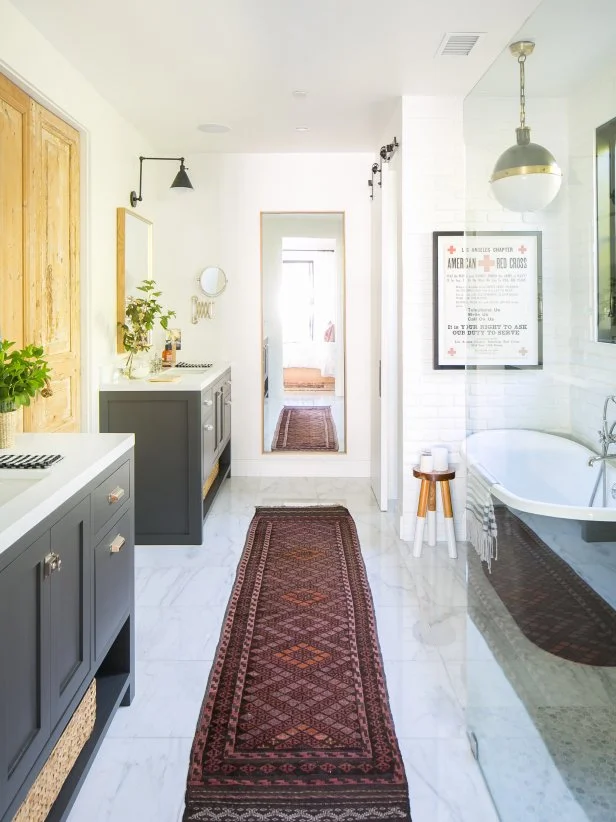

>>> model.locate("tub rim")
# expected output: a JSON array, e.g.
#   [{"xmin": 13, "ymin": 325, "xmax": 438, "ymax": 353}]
[{"xmin": 461, "ymin": 428, "xmax": 616, "ymax": 522}]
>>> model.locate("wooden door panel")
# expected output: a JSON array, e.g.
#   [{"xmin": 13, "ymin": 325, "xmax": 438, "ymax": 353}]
[
  {"xmin": 33, "ymin": 369, "xmax": 77, "ymax": 432},
  {"xmin": 0, "ymin": 75, "xmax": 29, "ymax": 434},
  {"xmin": 25, "ymin": 101, "xmax": 80, "ymax": 433}
]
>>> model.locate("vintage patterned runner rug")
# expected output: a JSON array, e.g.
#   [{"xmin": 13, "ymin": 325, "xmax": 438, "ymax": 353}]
[
  {"xmin": 271, "ymin": 406, "xmax": 339, "ymax": 451},
  {"xmin": 184, "ymin": 506, "xmax": 411, "ymax": 822}
]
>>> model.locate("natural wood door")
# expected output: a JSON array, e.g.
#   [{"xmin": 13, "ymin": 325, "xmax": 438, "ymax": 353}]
[
  {"xmin": 25, "ymin": 100, "xmax": 80, "ymax": 432},
  {"xmin": 0, "ymin": 75, "xmax": 29, "ymax": 433}
]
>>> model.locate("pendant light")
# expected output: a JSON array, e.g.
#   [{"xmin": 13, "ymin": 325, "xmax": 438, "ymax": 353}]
[{"xmin": 490, "ymin": 41, "xmax": 562, "ymax": 212}]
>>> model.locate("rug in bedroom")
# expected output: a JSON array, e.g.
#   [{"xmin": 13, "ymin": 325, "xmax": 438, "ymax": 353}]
[
  {"xmin": 183, "ymin": 505, "xmax": 412, "ymax": 822},
  {"xmin": 271, "ymin": 405, "xmax": 339, "ymax": 451}
]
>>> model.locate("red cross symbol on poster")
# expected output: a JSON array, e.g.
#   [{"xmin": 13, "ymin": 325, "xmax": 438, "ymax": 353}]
[
  {"xmin": 447, "ymin": 245, "xmax": 456, "ymax": 254},
  {"xmin": 519, "ymin": 245, "xmax": 527, "ymax": 254},
  {"xmin": 479, "ymin": 254, "xmax": 496, "ymax": 273},
  {"xmin": 448, "ymin": 347, "xmax": 456, "ymax": 356}
]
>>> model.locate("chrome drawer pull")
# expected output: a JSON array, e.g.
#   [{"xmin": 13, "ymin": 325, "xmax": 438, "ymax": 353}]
[
  {"xmin": 204, "ymin": 424, "xmax": 214, "ymax": 431},
  {"xmin": 203, "ymin": 399, "xmax": 213, "ymax": 406},
  {"xmin": 44, "ymin": 552, "xmax": 62, "ymax": 577},
  {"xmin": 108, "ymin": 486, "xmax": 125, "ymax": 504},
  {"xmin": 110, "ymin": 535, "xmax": 126, "ymax": 554}
]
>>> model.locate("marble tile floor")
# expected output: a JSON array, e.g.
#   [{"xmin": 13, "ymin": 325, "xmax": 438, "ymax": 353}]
[{"xmin": 67, "ymin": 477, "xmax": 498, "ymax": 822}]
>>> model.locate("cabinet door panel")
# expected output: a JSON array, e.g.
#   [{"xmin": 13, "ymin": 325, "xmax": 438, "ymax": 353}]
[
  {"xmin": 49, "ymin": 497, "xmax": 91, "ymax": 728},
  {"xmin": 94, "ymin": 508, "xmax": 133, "ymax": 662},
  {"xmin": 202, "ymin": 410, "xmax": 215, "ymax": 481},
  {"xmin": 0, "ymin": 532, "xmax": 51, "ymax": 818}
]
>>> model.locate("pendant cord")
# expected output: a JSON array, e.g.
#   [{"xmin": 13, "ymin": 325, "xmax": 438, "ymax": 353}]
[{"xmin": 519, "ymin": 54, "xmax": 526, "ymax": 129}]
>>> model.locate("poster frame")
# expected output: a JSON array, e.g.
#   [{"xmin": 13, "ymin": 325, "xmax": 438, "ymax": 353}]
[{"xmin": 432, "ymin": 230, "xmax": 543, "ymax": 370}]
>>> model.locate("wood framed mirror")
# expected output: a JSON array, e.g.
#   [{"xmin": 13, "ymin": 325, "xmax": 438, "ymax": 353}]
[
  {"xmin": 261, "ymin": 212, "xmax": 346, "ymax": 453},
  {"xmin": 116, "ymin": 207, "xmax": 153, "ymax": 351}
]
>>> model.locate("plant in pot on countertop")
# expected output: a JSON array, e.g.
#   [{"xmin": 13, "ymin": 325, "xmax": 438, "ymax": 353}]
[
  {"xmin": 0, "ymin": 340, "xmax": 53, "ymax": 448},
  {"xmin": 118, "ymin": 279, "xmax": 175, "ymax": 379}
]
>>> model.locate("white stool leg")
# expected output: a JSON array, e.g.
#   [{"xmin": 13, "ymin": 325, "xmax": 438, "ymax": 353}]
[
  {"xmin": 440, "ymin": 480, "xmax": 458, "ymax": 559},
  {"xmin": 413, "ymin": 480, "xmax": 430, "ymax": 558},
  {"xmin": 427, "ymin": 482, "xmax": 437, "ymax": 548}
]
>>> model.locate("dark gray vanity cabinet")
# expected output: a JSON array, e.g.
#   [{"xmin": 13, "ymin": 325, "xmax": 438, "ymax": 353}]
[
  {"xmin": 50, "ymin": 497, "xmax": 92, "ymax": 727},
  {"xmin": 100, "ymin": 369, "xmax": 231, "ymax": 545},
  {"xmin": 0, "ymin": 451, "xmax": 135, "ymax": 822},
  {"xmin": 0, "ymin": 531, "xmax": 51, "ymax": 817}
]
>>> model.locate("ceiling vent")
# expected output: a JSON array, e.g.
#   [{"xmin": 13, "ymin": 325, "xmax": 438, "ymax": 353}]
[{"xmin": 437, "ymin": 32, "xmax": 484, "ymax": 57}]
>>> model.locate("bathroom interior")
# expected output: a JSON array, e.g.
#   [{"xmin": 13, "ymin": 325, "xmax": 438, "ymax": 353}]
[{"xmin": 1, "ymin": 0, "xmax": 616, "ymax": 820}]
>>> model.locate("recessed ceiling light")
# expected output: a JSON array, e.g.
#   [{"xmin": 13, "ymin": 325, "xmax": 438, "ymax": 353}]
[
  {"xmin": 295, "ymin": 126, "xmax": 310, "ymax": 132},
  {"xmin": 292, "ymin": 90, "xmax": 309, "ymax": 98},
  {"xmin": 197, "ymin": 123, "xmax": 231, "ymax": 134}
]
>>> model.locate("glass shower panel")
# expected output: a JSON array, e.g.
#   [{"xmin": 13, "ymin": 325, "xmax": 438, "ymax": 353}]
[{"xmin": 463, "ymin": 2, "xmax": 616, "ymax": 820}]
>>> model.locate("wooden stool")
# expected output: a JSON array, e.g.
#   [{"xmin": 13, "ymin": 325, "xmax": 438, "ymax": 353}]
[{"xmin": 412, "ymin": 467, "xmax": 457, "ymax": 559}]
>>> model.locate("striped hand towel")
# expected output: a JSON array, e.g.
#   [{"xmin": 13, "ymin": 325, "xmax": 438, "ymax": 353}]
[{"xmin": 466, "ymin": 469, "xmax": 498, "ymax": 571}]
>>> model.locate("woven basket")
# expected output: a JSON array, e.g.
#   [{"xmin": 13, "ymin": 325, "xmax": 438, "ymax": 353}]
[
  {"xmin": 203, "ymin": 459, "xmax": 220, "ymax": 499},
  {"xmin": 12, "ymin": 679, "xmax": 97, "ymax": 822},
  {"xmin": 0, "ymin": 410, "xmax": 17, "ymax": 449}
]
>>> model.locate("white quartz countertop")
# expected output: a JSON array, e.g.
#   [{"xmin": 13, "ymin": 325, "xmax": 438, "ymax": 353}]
[
  {"xmin": 0, "ymin": 433, "xmax": 134, "ymax": 557},
  {"xmin": 99, "ymin": 363, "xmax": 231, "ymax": 392}
]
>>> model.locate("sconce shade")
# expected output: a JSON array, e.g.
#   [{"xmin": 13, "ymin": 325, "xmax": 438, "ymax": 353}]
[
  {"xmin": 170, "ymin": 163, "xmax": 194, "ymax": 191},
  {"xmin": 130, "ymin": 155, "xmax": 194, "ymax": 207},
  {"xmin": 490, "ymin": 127, "xmax": 562, "ymax": 212}
]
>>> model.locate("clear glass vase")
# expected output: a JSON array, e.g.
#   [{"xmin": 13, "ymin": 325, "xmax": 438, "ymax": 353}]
[{"xmin": 123, "ymin": 350, "xmax": 151, "ymax": 380}]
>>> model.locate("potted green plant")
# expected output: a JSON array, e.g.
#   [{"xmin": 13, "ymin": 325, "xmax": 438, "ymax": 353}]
[
  {"xmin": 0, "ymin": 340, "xmax": 53, "ymax": 448},
  {"xmin": 118, "ymin": 279, "xmax": 175, "ymax": 379}
]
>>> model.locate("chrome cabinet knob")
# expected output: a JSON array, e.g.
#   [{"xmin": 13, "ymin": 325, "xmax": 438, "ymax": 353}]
[
  {"xmin": 204, "ymin": 424, "xmax": 214, "ymax": 431},
  {"xmin": 44, "ymin": 552, "xmax": 62, "ymax": 577},
  {"xmin": 203, "ymin": 399, "xmax": 213, "ymax": 406}
]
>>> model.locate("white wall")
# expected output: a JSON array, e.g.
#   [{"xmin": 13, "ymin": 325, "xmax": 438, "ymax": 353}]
[
  {"xmin": 568, "ymin": 56, "xmax": 616, "ymax": 449},
  {"xmin": 1, "ymin": 0, "xmax": 155, "ymax": 431},
  {"xmin": 149, "ymin": 153, "xmax": 372, "ymax": 477},
  {"xmin": 399, "ymin": 97, "xmax": 467, "ymax": 541}
]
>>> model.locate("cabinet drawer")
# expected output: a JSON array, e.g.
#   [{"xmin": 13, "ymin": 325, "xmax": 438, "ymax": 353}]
[
  {"xmin": 94, "ymin": 509, "xmax": 133, "ymax": 660},
  {"xmin": 91, "ymin": 460, "xmax": 131, "ymax": 536}
]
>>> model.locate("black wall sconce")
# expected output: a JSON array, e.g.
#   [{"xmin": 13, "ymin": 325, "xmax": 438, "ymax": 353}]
[
  {"xmin": 130, "ymin": 155, "xmax": 194, "ymax": 207},
  {"xmin": 368, "ymin": 137, "xmax": 399, "ymax": 199},
  {"xmin": 368, "ymin": 161, "xmax": 382, "ymax": 199}
]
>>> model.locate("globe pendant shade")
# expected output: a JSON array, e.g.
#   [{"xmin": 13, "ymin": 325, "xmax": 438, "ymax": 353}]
[{"xmin": 490, "ymin": 130, "xmax": 562, "ymax": 212}]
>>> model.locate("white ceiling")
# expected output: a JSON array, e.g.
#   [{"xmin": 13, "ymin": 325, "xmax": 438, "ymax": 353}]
[
  {"xmin": 471, "ymin": 0, "xmax": 616, "ymax": 98},
  {"xmin": 11, "ymin": 0, "xmax": 545, "ymax": 153}
]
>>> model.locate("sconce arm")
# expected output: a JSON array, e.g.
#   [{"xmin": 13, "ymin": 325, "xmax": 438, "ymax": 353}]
[{"xmin": 130, "ymin": 156, "xmax": 187, "ymax": 208}]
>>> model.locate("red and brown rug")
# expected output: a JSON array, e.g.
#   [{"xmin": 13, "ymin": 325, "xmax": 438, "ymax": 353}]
[
  {"xmin": 184, "ymin": 506, "xmax": 411, "ymax": 822},
  {"xmin": 272, "ymin": 406, "xmax": 339, "ymax": 451},
  {"xmin": 485, "ymin": 507, "xmax": 616, "ymax": 666}
]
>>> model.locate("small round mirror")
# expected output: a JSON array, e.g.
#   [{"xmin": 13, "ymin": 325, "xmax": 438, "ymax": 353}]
[{"xmin": 198, "ymin": 266, "xmax": 227, "ymax": 297}]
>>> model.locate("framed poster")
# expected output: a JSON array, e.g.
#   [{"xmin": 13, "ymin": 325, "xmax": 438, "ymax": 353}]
[{"xmin": 433, "ymin": 231, "xmax": 542, "ymax": 369}]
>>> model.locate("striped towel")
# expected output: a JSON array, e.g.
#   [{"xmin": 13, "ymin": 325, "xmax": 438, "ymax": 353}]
[{"xmin": 466, "ymin": 469, "xmax": 498, "ymax": 571}]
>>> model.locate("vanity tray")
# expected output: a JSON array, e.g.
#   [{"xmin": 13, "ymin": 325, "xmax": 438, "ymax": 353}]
[{"xmin": 0, "ymin": 454, "xmax": 64, "ymax": 469}]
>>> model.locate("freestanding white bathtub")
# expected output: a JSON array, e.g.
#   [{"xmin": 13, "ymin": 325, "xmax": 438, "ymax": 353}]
[{"xmin": 461, "ymin": 429, "xmax": 616, "ymax": 523}]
